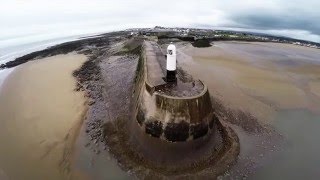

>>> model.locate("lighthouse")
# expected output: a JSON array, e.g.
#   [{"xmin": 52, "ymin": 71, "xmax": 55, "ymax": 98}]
[{"xmin": 166, "ymin": 43, "xmax": 177, "ymax": 82}]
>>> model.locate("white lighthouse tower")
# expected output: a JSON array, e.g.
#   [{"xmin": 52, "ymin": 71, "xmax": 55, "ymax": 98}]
[{"xmin": 166, "ymin": 43, "xmax": 177, "ymax": 82}]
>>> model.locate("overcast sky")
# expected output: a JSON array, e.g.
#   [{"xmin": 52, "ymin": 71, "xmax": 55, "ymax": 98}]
[{"xmin": 1, "ymin": 0, "xmax": 320, "ymax": 43}]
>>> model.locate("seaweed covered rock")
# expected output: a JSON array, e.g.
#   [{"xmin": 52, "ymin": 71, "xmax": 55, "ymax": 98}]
[{"xmin": 192, "ymin": 38, "xmax": 212, "ymax": 48}]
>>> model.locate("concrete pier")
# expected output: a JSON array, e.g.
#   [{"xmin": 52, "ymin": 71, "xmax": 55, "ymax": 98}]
[
  {"xmin": 102, "ymin": 38, "xmax": 240, "ymax": 178},
  {"xmin": 135, "ymin": 41, "xmax": 218, "ymax": 142}
]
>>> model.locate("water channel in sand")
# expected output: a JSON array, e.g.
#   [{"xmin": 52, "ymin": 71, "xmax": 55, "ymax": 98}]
[{"xmin": 0, "ymin": 53, "xmax": 87, "ymax": 180}]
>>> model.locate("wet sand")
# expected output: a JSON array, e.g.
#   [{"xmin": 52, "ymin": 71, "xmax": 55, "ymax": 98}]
[
  {"xmin": 0, "ymin": 53, "xmax": 87, "ymax": 180},
  {"xmin": 252, "ymin": 110, "xmax": 320, "ymax": 179},
  {"xmin": 179, "ymin": 41, "xmax": 320, "ymax": 123},
  {"xmin": 176, "ymin": 41, "xmax": 320, "ymax": 178},
  {"xmin": 309, "ymin": 82, "xmax": 320, "ymax": 97},
  {"xmin": 0, "ymin": 68, "xmax": 14, "ymax": 91}
]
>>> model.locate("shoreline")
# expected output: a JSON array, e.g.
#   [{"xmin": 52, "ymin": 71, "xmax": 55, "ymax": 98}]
[{"xmin": 1, "ymin": 30, "xmax": 320, "ymax": 71}]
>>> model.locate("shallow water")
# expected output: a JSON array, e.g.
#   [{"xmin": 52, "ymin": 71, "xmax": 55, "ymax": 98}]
[
  {"xmin": 72, "ymin": 126, "xmax": 130, "ymax": 180},
  {"xmin": 251, "ymin": 110, "xmax": 320, "ymax": 179}
]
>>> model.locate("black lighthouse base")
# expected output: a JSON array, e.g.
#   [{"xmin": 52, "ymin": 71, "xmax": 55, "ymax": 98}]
[{"xmin": 166, "ymin": 70, "xmax": 176, "ymax": 82}]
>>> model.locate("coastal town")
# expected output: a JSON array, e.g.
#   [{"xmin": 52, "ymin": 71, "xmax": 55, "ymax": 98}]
[{"xmin": 128, "ymin": 26, "xmax": 320, "ymax": 49}]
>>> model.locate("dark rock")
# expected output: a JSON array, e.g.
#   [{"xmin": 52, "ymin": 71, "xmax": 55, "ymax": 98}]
[
  {"xmin": 209, "ymin": 115, "xmax": 218, "ymax": 129},
  {"xmin": 88, "ymin": 99, "xmax": 95, "ymax": 106},
  {"xmin": 192, "ymin": 38, "xmax": 212, "ymax": 48},
  {"xmin": 190, "ymin": 122, "xmax": 209, "ymax": 139},
  {"xmin": 136, "ymin": 109, "xmax": 145, "ymax": 126},
  {"xmin": 164, "ymin": 121, "xmax": 190, "ymax": 142},
  {"xmin": 145, "ymin": 120, "xmax": 163, "ymax": 138}
]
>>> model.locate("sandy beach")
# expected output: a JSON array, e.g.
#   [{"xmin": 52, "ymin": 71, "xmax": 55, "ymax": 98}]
[{"xmin": 0, "ymin": 53, "xmax": 87, "ymax": 180}]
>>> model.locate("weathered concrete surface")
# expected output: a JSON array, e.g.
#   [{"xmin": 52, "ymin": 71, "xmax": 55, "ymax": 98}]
[
  {"xmin": 136, "ymin": 40, "xmax": 216, "ymax": 142},
  {"xmin": 144, "ymin": 41, "xmax": 166, "ymax": 88}
]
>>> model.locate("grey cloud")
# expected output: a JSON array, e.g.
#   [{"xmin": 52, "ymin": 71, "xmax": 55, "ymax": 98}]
[
  {"xmin": 231, "ymin": 13, "xmax": 320, "ymax": 36},
  {"xmin": 1, "ymin": 0, "xmax": 320, "ymax": 42}
]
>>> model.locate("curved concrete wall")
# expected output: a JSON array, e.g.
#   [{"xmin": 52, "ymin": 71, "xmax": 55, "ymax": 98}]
[{"xmin": 134, "ymin": 41, "xmax": 217, "ymax": 142}]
